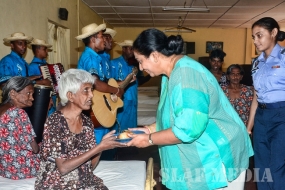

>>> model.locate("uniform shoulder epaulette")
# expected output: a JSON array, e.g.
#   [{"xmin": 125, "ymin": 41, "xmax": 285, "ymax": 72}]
[{"xmin": 281, "ymin": 48, "xmax": 285, "ymax": 54}]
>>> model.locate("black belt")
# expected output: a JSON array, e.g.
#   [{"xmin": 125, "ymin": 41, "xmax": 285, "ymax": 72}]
[{"xmin": 258, "ymin": 101, "xmax": 285, "ymax": 109}]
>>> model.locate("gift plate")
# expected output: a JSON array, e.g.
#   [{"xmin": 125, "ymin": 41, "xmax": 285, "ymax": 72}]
[{"xmin": 115, "ymin": 130, "xmax": 145, "ymax": 143}]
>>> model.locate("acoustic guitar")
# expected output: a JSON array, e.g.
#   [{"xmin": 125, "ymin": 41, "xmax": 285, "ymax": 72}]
[{"xmin": 91, "ymin": 67, "xmax": 138, "ymax": 128}]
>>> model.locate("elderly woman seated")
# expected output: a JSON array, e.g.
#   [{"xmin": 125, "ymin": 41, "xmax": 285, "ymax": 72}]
[
  {"xmin": 221, "ymin": 64, "xmax": 254, "ymax": 125},
  {"xmin": 35, "ymin": 69, "xmax": 126, "ymax": 190},
  {"xmin": 0, "ymin": 76, "xmax": 40, "ymax": 180}
]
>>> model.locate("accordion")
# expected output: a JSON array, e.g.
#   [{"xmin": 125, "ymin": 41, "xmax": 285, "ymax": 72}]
[{"xmin": 39, "ymin": 63, "xmax": 64, "ymax": 94}]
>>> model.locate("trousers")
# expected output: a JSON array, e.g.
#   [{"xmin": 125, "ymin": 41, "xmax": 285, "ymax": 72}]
[{"xmin": 253, "ymin": 106, "xmax": 285, "ymax": 190}]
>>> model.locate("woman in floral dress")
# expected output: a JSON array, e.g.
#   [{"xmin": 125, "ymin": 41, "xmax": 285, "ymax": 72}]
[
  {"xmin": 35, "ymin": 69, "xmax": 126, "ymax": 190},
  {"xmin": 221, "ymin": 64, "xmax": 253, "ymax": 125},
  {"xmin": 0, "ymin": 76, "xmax": 40, "ymax": 180}
]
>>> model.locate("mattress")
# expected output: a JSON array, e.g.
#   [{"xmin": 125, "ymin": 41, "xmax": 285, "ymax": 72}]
[
  {"xmin": 0, "ymin": 160, "xmax": 146, "ymax": 190},
  {"xmin": 137, "ymin": 86, "xmax": 160, "ymax": 126}
]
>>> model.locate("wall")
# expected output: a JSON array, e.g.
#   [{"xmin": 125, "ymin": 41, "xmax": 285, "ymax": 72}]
[
  {"xmin": 0, "ymin": 0, "xmax": 284, "ymax": 86},
  {"xmin": 0, "ymin": 0, "xmax": 105, "ymax": 68},
  {"xmin": 0, "ymin": 0, "xmax": 104, "ymax": 102},
  {"xmin": 112, "ymin": 27, "xmax": 253, "ymax": 71}
]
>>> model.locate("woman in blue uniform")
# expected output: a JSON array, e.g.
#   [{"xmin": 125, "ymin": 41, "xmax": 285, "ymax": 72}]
[{"xmin": 247, "ymin": 17, "xmax": 285, "ymax": 190}]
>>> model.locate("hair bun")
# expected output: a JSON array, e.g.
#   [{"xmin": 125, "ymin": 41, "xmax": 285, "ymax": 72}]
[
  {"xmin": 167, "ymin": 35, "xmax": 184, "ymax": 55},
  {"xmin": 277, "ymin": 31, "xmax": 285, "ymax": 41}
]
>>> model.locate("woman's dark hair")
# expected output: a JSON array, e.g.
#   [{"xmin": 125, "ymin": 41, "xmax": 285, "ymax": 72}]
[
  {"xmin": 252, "ymin": 17, "xmax": 285, "ymax": 42},
  {"xmin": 226, "ymin": 64, "xmax": 244, "ymax": 76},
  {"xmin": 209, "ymin": 49, "xmax": 226, "ymax": 62},
  {"xmin": 133, "ymin": 28, "xmax": 184, "ymax": 57},
  {"xmin": 1, "ymin": 76, "xmax": 33, "ymax": 104}
]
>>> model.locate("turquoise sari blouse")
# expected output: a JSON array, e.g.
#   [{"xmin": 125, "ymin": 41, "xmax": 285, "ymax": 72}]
[{"xmin": 157, "ymin": 56, "xmax": 253, "ymax": 190}]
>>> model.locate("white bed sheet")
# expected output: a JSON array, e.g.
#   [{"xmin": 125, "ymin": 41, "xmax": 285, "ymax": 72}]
[
  {"xmin": 0, "ymin": 160, "xmax": 146, "ymax": 190},
  {"xmin": 95, "ymin": 161, "xmax": 146, "ymax": 190},
  {"xmin": 137, "ymin": 86, "xmax": 159, "ymax": 126}
]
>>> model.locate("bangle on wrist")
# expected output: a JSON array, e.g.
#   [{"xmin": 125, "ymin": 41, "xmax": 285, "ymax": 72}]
[
  {"xmin": 145, "ymin": 126, "xmax": 151, "ymax": 134},
  {"xmin": 148, "ymin": 134, "xmax": 154, "ymax": 145}
]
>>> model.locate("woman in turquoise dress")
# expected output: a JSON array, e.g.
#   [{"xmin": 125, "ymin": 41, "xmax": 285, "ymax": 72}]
[{"xmin": 127, "ymin": 29, "xmax": 253, "ymax": 190}]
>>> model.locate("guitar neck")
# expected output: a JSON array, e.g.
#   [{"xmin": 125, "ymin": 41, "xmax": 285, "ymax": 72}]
[{"xmin": 119, "ymin": 72, "xmax": 135, "ymax": 89}]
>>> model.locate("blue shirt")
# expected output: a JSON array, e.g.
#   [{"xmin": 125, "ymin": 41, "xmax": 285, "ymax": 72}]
[
  {"xmin": 98, "ymin": 52, "xmax": 111, "ymax": 79},
  {"xmin": 252, "ymin": 44, "xmax": 285, "ymax": 103},
  {"xmin": 111, "ymin": 56, "xmax": 138, "ymax": 102},
  {"xmin": 28, "ymin": 57, "xmax": 47, "ymax": 76},
  {"xmin": 0, "ymin": 51, "xmax": 29, "ymax": 83},
  {"xmin": 77, "ymin": 47, "xmax": 107, "ymax": 81}
]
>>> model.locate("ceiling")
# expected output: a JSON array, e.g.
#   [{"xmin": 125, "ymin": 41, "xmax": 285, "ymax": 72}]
[{"xmin": 82, "ymin": 0, "xmax": 285, "ymax": 30}]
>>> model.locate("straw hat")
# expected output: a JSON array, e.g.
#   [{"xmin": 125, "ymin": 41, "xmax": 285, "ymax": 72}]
[
  {"xmin": 76, "ymin": 23, "xmax": 106, "ymax": 40},
  {"xmin": 30, "ymin": 38, "xmax": 52, "ymax": 48},
  {"xmin": 115, "ymin": 40, "xmax": 133, "ymax": 47},
  {"xmin": 104, "ymin": 28, "xmax": 117, "ymax": 38},
  {"xmin": 3, "ymin": 32, "xmax": 33, "ymax": 44}
]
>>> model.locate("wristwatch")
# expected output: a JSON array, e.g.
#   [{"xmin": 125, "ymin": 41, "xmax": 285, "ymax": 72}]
[{"xmin": 148, "ymin": 134, "xmax": 154, "ymax": 145}]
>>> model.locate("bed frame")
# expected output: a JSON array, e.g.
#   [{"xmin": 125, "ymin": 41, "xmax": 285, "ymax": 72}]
[{"xmin": 145, "ymin": 157, "xmax": 156, "ymax": 190}]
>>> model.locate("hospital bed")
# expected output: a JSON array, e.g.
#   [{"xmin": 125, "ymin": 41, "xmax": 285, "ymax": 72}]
[
  {"xmin": 0, "ymin": 158, "xmax": 155, "ymax": 190},
  {"xmin": 137, "ymin": 86, "xmax": 160, "ymax": 126}
]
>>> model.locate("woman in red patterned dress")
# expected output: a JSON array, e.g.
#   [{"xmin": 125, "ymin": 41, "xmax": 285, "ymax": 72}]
[
  {"xmin": 221, "ymin": 64, "xmax": 254, "ymax": 125},
  {"xmin": 0, "ymin": 76, "xmax": 40, "ymax": 179}
]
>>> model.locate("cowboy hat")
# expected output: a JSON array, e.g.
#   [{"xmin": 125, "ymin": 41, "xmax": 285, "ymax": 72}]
[
  {"xmin": 76, "ymin": 23, "xmax": 106, "ymax": 40},
  {"xmin": 3, "ymin": 32, "xmax": 33, "ymax": 44},
  {"xmin": 115, "ymin": 40, "xmax": 133, "ymax": 47},
  {"xmin": 30, "ymin": 38, "xmax": 52, "ymax": 48},
  {"xmin": 103, "ymin": 28, "xmax": 117, "ymax": 38}
]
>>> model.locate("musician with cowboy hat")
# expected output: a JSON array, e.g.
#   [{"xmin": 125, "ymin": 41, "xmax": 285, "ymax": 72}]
[
  {"xmin": 28, "ymin": 38, "xmax": 52, "ymax": 76},
  {"xmin": 110, "ymin": 40, "xmax": 138, "ymax": 133},
  {"xmin": 28, "ymin": 38, "xmax": 56, "ymax": 116},
  {"xmin": 97, "ymin": 28, "xmax": 119, "ymax": 160},
  {"xmin": 99, "ymin": 28, "xmax": 117, "ymax": 80},
  {"xmin": 77, "ymin": 23, "xmax": 123, "ymax": 97},
  {"xmin": 76, "ymin": 23, "xmax": 124, "ymax": 145},
  {"xmin": 0, "ymin": 32, "xmax": 50, "ymax": 86}
]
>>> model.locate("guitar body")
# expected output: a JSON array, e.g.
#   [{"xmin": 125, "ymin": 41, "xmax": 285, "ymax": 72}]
[{"xmin": 91, "ymin": 78, "xmax": 124, "ymax": 128}]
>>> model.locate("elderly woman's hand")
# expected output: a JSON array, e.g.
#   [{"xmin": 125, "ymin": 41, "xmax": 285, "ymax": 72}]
[{"xmin": 99, "ymin": 130, "xmax": 127, "ymax": 150}]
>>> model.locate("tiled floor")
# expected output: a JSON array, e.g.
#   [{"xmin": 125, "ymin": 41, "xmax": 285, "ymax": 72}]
[{"xmin": 115, "ymin": 146, "xmax": 257, "ymax": 190}]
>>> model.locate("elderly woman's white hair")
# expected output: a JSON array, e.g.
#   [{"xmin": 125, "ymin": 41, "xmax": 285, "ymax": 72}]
[{"xmin": 58, "ymin": 69, "xmax": 95, "ymax": 106}]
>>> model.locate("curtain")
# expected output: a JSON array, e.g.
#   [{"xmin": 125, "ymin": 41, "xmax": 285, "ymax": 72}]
[
  {"xmin": 47, "ymin": 22, "xmax": 55, "ymax": 64},
  {"xmin": 47, "ymin": 22, "xmax": 69, "ymax": 70}
]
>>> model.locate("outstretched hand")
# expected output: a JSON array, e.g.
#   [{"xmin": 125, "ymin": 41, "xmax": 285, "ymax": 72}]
[{"xmin": 99, "ymin": 130, "xmax": 127, "ymax": 151}]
